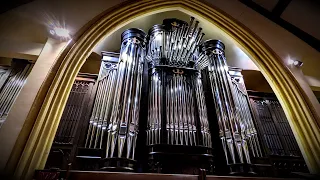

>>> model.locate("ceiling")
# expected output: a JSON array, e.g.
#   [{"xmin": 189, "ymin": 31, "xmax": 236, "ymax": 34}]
[
  {"xmin": 1, "ymin": 1, "xmax": 320, "ymax": 90},
  {"xmin": 0, "ymin": 0, "xmax": 34, "ymax": 14},
  {"xmin": 93, "ymin": 10, "xmax": 259, "ymax": 71}
]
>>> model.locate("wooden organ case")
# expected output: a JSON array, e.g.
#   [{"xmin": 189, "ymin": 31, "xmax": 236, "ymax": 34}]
[
  {"xmin": 45, "ymin": 17, "xmax": 308, "ymax": 178},
  {"xmin": 248, "ymin": 91, "xmax": 308, "ymax": 176},
  {"xmin": 45, "ymin": 73, "xmax": 97, "ymax": 170}
]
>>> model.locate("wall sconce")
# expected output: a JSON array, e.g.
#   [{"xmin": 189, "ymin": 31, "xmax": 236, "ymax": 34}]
[{"xmin": 287, "ymin": 59, "xmax": 303, "ymax": 67}]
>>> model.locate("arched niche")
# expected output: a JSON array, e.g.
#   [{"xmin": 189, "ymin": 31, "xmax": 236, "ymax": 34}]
[{"xmin": 8, "ymin": 0, "xmax": 320, "ymax": 179}]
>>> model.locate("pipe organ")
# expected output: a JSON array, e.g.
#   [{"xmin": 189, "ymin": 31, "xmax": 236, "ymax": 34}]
[
  {"xmin": 0, "ymin": 59, "xmax": 32, "ymax": 127},
  {"xmin": 105, "ymin": 29, "xmax": 146, "ymax": 163},
  {"xmin": 228, "ymin": 68, "xmax": 262, "ymax": 159},
  {"xmin": 248, "ymin": 92, "xmax": 307, "ymax": 175},
  {"xmin": 146, "ymin": 19, "xmax": 210, "ymax": 147},
  {"xmin": 197, "ymin": 40, "xmax": 257, "ymax": 173},
  {"xmin": 146, "ymin": 18, "xmax": 212, "ymax": 173},
  {"xmin": 46, "ymin": 73, "xmax": 97, "ymax": 170},
  {"xmin": 84, "ymin": 54, "xmax": 118, "ymax": 150},
  {"xmin": 46, "ymin": 16, "xmax": 307, "ymax": 176}
]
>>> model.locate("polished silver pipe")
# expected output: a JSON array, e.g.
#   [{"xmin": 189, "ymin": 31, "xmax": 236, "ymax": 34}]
[
  {"xmin": 0, "ymin": 62, "xmax": 32, "ymax": 121},
  {"xmin": 106, "ymin": 28, "xmax": 146, "ymax": 159},
  {"xmin": 0, "ymin": 71, "xmax": 22, "ymax": 113},
  {"xmin": 199, "ymin": 40, "xmax": 252, "ymax": 164},
  {"xmin": 146, "ymin": 17, "xmax": 211, "ymax": 148},
  {"xmin": 0, "ymin": 68, "xmax": 11, "ymax": 90},
  {"xmin": 85, "ymin": 71, "xmax": 104, "ymax": 147},
  {"xmin": 85, "ymin": 57, "xmax": 118, "ymax": 149},
  {"xmin": 0, "ymin": 64, "xmax": 31, "ymax": 116},
  {"xmin": 228, "ymin": 68, "xmax": 263, "ymax": 158}
]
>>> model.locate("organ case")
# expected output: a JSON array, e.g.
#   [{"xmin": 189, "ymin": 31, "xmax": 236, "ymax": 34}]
[{"xmin": 44, "ymin": 16, "xmax": 308, "ymax": 177}]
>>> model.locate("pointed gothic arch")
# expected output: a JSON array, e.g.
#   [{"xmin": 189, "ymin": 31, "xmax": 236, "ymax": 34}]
[{"xmin": 7, "ymin": 0, "xmax": 320, "ymax": 179}]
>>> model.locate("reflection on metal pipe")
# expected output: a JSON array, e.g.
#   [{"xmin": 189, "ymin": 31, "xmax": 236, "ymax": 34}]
[
  {"xmin": 198, "ymin": 40, "xmax": 250, "ymax": 165},
  {"xmin": 106, "ymin": 29, "xmax": 147, "ymax": 159},
  {"xmin": 146, "ymin": 17, "xmax": 211, "ymax": 148},
  {"xmin": 85, "ymin": 53, "xmax": 118, "ymax": 149},
  {"xmin": 228, "ymin": 67, "xmax": 263, "ymax": 159},
  {"xmin": 0, "ymin": 60, "xmax": 33, "ymax": 128},
  {"xmin": 85, "ymin": 54, "xmax": 118, "ymax": 149}
]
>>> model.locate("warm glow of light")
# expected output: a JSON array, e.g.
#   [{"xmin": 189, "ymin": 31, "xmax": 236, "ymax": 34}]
[
  {"xmin": 287, "ymin": 59, "xmax": 294, "ymax": 65},
  {"xmin": 53, "ymin": 27, "xmax": 70, "ymax": 38},
  {"xmin": 286, "ymin": 56, "xmax": 303, "ymax": 67}
]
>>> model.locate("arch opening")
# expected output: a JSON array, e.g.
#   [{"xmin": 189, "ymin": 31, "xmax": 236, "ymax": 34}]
[{"xmin": 9, "ymin": 0, "xmax": 320, "ymax": 179}]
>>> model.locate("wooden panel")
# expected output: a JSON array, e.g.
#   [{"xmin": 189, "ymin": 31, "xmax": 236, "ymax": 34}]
[{"xmin": 45, "ymin": 74, "xmax": 97, "ymax": 170}]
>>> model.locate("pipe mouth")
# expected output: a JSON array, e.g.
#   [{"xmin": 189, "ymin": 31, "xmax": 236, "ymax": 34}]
[
  {"xmin": 121, "ymin": 28, "xmax": 147, "ymax": 42},
  {"xmin": 163, "ymin": 18, "xmax": 188, "ymax": 31},
  {"xmin": 148, "ymin": 24, "xmax": 165, "ymax": 35},
  {"xmin": 199, "ymin": 39, "xmax": 225, "ymax": 53}
]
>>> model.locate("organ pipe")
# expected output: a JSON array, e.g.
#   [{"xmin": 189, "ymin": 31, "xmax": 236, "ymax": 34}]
[
  {"xmin": 55, "ymin": 78, "xmax": 94, "ymax": 144},
  {"xmin": 249, "ymin": 97, "xmax": 301, "ymax": 157},
  {"xmin": 76, "ymin": 16, "xmax": 304, "ymax": 174},
  {"xmin": 106, "ymin": 29, "xmax": 147, "ymax": 160},
  {"xmin": 228, "ymin": 68, "xmax": 263, "ymax": 158},
  {"xmin": 146, "ymin": 18, "xmax": 211, "ymax": 148},
  {"xmin": 0, "ymin": 60, "xmax": 32, "ymax": 127},
  {"xmin": 84, "ymin": 54, "xmax": 118, "ymax": 149},
  {"xmin": 198, "ymin": 40, "xmax": 250, "ymax": 165}
]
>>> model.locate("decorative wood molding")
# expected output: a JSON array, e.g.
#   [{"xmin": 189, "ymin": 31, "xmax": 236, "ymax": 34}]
[{"xmin": 7, "ymin": 0, "xmax": 320, "ymax": 179}]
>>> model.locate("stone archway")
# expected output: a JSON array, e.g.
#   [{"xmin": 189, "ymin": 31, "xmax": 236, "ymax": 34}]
[{"xmin": 8, "ymin": 0, "xmax": 320, "ymax": 179}]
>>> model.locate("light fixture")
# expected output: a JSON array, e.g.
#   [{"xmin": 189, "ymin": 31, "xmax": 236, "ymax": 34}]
[
  {"xmin": 49, "ymin": 27, "xmax": 71, "ymax": 40},
  {"xmin": 54, "ymin": 27, "xmax": 70, "ymax": 37},
  {"xmin": 287, "ymin": 59, "xmax": 294, "ymax": 65},
  {"xmin": 287, "ymin": 59, "xmax": 303, "ymax": 67}
]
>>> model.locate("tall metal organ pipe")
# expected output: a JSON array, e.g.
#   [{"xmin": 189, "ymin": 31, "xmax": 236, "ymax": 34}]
[
  {"xmin": 228, "ymin": 68, "xmax": 263, "ymax": 158},
  {"xmin": 106, "ymin": 29, "xmax": 147, "ymax": 160},
  {"xmin": 84, "ymin": 55, "xmax": 118, "ymax": 149},
  {"xmin": 0, "ymin": 60, "xmax": 32, "ymax": 127},
  {"xmin": 146, "ymin": 18, "xmax": 211, "ymax": 148},
  {"xmin": 198, "ymin": 40, "xmax": 251, "ymax": 166}
]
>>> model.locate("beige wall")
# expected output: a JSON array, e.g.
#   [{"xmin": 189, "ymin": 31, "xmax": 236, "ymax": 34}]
[
  {"xmin": 0, "ymin": 38, "xmax": 67, "ymax": 170},
  {"xmin": 0, "ymin": 0, "xmax": 319, "ymax": 171},
  {"xmin": 242, "ymin": 70, "xmax": 274, "ymax": 93},
  {"xmin": 79, "ymin": 52, "xmax": 101, "ymax": 75}
]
